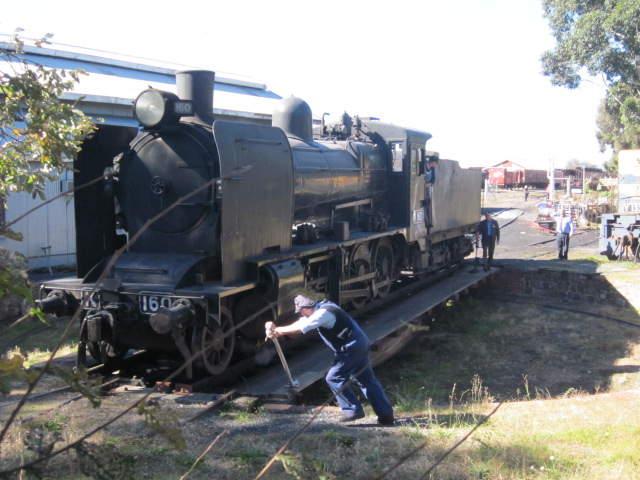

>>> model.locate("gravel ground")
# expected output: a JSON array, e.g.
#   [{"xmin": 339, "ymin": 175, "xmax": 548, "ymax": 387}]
[{"xmin": 3, "ymin": 188, "xmax": 639, "ymax": 479}]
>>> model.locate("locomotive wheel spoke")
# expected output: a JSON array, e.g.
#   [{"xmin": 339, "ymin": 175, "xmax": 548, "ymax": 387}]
[
  {"xmin": 343, "ymin": 243, "xmax": 372, "ymax": 310},
  {"xmin": 373, "ymin": 237, "xmax": 395, "ymax": 298},
  {"xmin": 192, "ymin": 306, "xmax": 235, "ymax": 375}
]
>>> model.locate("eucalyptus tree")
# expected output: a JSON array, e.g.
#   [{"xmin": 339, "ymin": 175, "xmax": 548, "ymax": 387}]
[{"xmin": 540, "ymin": 0, "xmax": 640, "ymax": 171}]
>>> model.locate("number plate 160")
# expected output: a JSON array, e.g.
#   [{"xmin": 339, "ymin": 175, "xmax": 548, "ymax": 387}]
[{"xmin": 139, "ymin": 292, "xmax": 174, "ymax": 313}]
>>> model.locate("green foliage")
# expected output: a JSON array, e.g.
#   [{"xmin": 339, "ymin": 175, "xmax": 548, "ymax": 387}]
[
  {"xmin": 74, "ymin": 440, "xmax": 136, "ymax": 480},
  {"xmin": 597, "ymin": 84, "xmax": 640, "ymax": 171},
  {"xmin": 0, "ymin": 29, "xmax": 96, "ymax": 200},
  {"xmin": 323, "ymin": 429, "xmax": 357, "ymax": 448},
  {"xmin": 21, "ymin": 427, "xmax": 62, "ymax": 479},
  {"xmin": 51, "ymin": 365, "xmax": 102, "ymax": 408},
  {"xmin": 541, "ymin": 0, "xmax": 640, "ymax": 169},
  {"xmin": 0, "ymin": 247, "xmax": 32, "ymax": 304},
  {"xmin": 42, "ymin": 414, "xmax": 66, "ymax": 432},
  {"xmin": 229, "ymin": 448, "xmax": 270, "ymax": 467},
  {"xmin": 0, "ymin": 30, "xmax": 94, "ymax": 366},
  {"xmin": 0, "ymin": 353, "xmax": 25, "ymax": 395},
  {"xmin": 137, "ymin": 399, "xmax": 186, "ymax": 452},
  {"xmin": 277, "ymin": 453, "xmax": 336, "ymax": 480}
]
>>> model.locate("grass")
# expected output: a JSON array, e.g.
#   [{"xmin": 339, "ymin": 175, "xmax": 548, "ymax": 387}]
[
  {"xmin": 2, "ymin": 314, "xmax": 79, "ymax": 367},
  {"xmin": 228, "ymin": 447, "xmax": 270, "ymax": 467},
  {"xmin": 2, "ymin": 254, "xmax": 640, "ymax": 479}
]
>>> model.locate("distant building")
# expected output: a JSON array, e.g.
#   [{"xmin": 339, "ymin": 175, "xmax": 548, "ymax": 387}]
[
  {"xmin": 0, "ymin": 40, "xmax": 282, "ymax": 271},
  {"xmin": 482, "ymin": 161, "xmax": 548, "ymax": 189}
]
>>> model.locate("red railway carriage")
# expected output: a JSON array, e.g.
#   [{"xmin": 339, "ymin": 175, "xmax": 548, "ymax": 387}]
[{"xmin": 484, "ymin": 163, "xmax": 548, "ymax": 189}]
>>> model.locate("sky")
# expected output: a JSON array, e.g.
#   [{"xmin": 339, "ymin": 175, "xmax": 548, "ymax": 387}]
[{"xmin": 1, "ymin": 0, "xmax": 611, "ymax": 169}]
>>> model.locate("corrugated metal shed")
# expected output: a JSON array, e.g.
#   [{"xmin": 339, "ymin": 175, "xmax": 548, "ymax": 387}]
[
  {"xmin": 0, "ymin": 40, "xmax": 283, "ymax": 271},
  {"xmin": 0, "ymin": 40, "xmax": 282, "ymax": 122}
]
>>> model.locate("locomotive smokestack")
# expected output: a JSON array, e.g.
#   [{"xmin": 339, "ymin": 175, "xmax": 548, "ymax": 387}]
[{"xmin": 176, "ymin": 70, "xmax": 215, "ymax": 126}]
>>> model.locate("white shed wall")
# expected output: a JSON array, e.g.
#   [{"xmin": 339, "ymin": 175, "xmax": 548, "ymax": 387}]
[{"xmin": 1, "ymin": 170, "xmax": 77, "ymax": 270}]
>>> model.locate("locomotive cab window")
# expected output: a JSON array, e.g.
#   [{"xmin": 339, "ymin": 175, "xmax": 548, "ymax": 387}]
[
  {"xmin": 391, "ymin": 143, "xmax": 404, "ymax": 172},
  {"xmin": 411, "ymin": 148, "xmax": 422, "ymax": 175}
]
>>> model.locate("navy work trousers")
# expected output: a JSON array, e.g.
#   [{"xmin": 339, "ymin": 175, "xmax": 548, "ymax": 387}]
[
  {"xmin": 557, "ymin": 232, "xmax": 570, "ymax": 259},
  {"xmin": 325, "ymin": 339, "xmax": 393, "ymax": 417}
]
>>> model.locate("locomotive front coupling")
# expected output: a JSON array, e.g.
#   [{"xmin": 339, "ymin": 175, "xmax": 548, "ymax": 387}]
[
  {"xmin": 36, "ymin": 289, "xmax": 77, "ymax": 316},
  {"xmin": 149, "ymin": 299, "xmax": 198, "ymax": 334}
]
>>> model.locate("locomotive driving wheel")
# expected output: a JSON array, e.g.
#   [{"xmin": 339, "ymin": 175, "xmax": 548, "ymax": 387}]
[
  {"xmin": 233, "ymin": 294, "xmax": 276, "ymax": 340},
  {"xmin": 372, "ymin": 237, "xmax": 395, "ymax": 298},
  {"xmin": 343, "ymin": 243, "xmax": 372, "ymax": 310},
  {"xmin": 191, "ymin": 306, "xmax": 235, "ymax": 375}
]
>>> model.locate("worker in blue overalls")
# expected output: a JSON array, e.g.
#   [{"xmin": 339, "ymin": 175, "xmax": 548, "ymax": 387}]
[
  {"xmin": 553, "ymin": 207, "xmax": 574, "ymax": 260},
  {"xmin": 424, "ymin": 152, "xmax": 439, "ymax": 228},
  {"xmin": 265, "ymin": 294, "xmax": 395, "ymax": 425},
  {"xmin": 478, "ymin": 212, "xmax": 500, "ymax": 271}
]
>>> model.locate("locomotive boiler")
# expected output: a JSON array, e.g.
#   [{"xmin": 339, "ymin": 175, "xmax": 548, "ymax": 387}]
[{"xmin": 37, "ymin": 70, "xmax": 481, "ymax": 379}]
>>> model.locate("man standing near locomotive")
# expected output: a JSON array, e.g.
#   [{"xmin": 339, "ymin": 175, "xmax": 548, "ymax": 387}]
[
  {"xmin": 553, "ymin": 207, "xmax": 574, "ymax": 260},
  {"xmin": 478, "ymin": 212, "xmax": 500, "ymax": 271},
  {"xmin": 265, "ymin": 294, "xmax": 395, "ymax": 425},
  {"xmin": 424, "ymin": 153, "xmax": 439, "ymax": 228}
]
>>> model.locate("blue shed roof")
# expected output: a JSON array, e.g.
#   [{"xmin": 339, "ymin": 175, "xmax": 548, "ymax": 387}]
[{"xmin": 0, "ymin": 39, "xmax": 282, "ymax": 118}]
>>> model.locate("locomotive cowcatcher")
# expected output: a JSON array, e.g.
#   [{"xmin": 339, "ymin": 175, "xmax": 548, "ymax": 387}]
[{"xmin": 37, "ymin": 70, "xmax": 481, "ymax": 379}]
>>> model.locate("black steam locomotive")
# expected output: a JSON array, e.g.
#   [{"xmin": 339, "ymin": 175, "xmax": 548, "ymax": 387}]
[{"xmin": 38, "ymin": 71, "xmax": 481, "ymax": 378}]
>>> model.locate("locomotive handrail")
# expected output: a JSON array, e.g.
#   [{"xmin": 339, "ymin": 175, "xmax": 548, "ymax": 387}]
[
  {"xmin": 331, "ymin": 198, "xmax": 374, "ymax": 210},
  {"xmin": 235, "ymin": 138, "xmax": 284, "ymax": 146}
]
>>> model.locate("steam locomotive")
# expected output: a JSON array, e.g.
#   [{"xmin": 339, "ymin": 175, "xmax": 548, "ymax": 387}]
[{"xmin": 38, "ymin": 70, "xmax": 481, "ymax": 378}]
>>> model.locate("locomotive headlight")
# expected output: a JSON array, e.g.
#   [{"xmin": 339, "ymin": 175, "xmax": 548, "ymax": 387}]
[
  {"xmin": 134, "ymin": 90, "xmax": 168, "ymax": 127},
  {"xmin": 134, "ymin": 89, "xmax": 194, "ymax": 128}
]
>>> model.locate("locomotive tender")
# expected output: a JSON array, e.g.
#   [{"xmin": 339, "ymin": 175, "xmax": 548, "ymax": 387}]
[{"xmin": 38, "ymin": 70, "xmax": 481, "ymax": 378}]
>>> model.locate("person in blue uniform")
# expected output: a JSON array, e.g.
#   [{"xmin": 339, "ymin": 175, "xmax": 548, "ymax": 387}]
[
  {"xmin": 478, "ymin": 213, "xmax": 500, "ymax": 271},
  {"xmin": 553, "ymin": 207, "xmax": 574, "ymax": 259},
  {"xmin": 425, "ymin": 158, "xmax": 438, "ymax": 187},
  {"xmin": 265, "ymin": 294, "xmax": 395, "ymax": 425},
  {"xmin": 424, "ymin": 153, "xmax": 439, "ymax": 228}
]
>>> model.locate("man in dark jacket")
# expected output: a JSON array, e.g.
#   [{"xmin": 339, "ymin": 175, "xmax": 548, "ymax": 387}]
[
  {"xmin": 478, "ymin": 213, "xmax": 500, "ymax": 271},
  {"xmin": 265, "ymin": 294, "xmax": 395, "ymax": 425},
  {"xmin": 424, "ymin": 153, "xmax": 439, "ymax": 228}
]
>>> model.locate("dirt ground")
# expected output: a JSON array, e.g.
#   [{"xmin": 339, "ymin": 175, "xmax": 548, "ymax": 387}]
[
  {"xmin": 2, "ymin": 188, "xmax": 640, "ymax": 479},
  {"xmin": 448, "ymin": 189, "xmax": 640, "ymax": 398}
]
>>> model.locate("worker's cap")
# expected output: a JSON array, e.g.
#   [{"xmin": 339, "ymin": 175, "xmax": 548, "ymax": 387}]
[
  {"xmin": 294, "ymin": 295, "xmax": 316, "ymax": 313},
  {"xmin": 426, "ymin": 151, "xmax": 440, "ymax": 163}
]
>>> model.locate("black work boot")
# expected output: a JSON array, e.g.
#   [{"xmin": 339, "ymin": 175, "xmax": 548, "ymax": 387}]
[
  {"xmin": 377, "ymin": 414, "xmax": 395, "ymax": 426},
  {"xmin": 339, "ymin": 412, "xmax": 365, "ymax": 423}
]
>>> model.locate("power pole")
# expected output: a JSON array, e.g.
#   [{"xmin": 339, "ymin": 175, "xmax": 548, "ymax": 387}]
[{"xmin": 548, "ymin": 158, "xmax": 555, "ymax": 202}]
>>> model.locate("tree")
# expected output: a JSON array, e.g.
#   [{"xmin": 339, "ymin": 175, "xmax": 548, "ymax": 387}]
[
  {"xmin": 540, "ymin": 0, "xmax": 640, "ymax": 171},
  {"xmin": 564, "ymin": 158, "xmax": 599, "ymax": 169},
  {"xmin": 1, "ymin": 31, "xmax": 94, "ymax": 392},
  {"xmin": 1, "ymin": 30, "xmax": 95, "ymax": 207}
]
